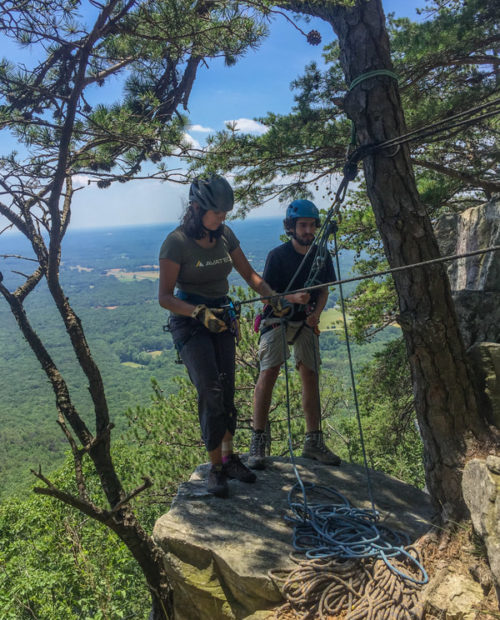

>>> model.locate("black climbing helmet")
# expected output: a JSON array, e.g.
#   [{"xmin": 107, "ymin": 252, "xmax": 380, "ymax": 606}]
[{"xmin": 189, "ymin": 174, "xmax": 234, "ymax": 213}]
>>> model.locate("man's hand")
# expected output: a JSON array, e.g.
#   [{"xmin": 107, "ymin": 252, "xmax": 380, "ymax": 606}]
[
  {"xmin": 191, "ymin": 305, "xmax": 227, "ymax": 333},
  {"xmin": 306, "ymin": 311, "xmax": 321, "ymax": 328}
]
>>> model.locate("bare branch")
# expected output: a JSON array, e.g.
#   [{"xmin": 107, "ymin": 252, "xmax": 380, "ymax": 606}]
[
  {"xmin": 32, "ymin": 468, "xmax": 110, "ymax": 523},
  {"xmin": 110, "ymin": 477, "xmax": 154, "ymax": 514}
]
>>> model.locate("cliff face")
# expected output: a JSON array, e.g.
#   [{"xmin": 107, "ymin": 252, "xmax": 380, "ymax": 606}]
[{"xmin": 434, "ymin": 198, "xmax": 500, "ymax": 348}]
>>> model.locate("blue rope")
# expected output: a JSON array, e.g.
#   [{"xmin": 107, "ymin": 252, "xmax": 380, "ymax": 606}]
[
  {"xmin": 332, "ymin": 225, "xmax": 375, "ymax": 512},
  {"xmin": 284, "ymin": 480, "xmax": 428, "ymax": 584}
]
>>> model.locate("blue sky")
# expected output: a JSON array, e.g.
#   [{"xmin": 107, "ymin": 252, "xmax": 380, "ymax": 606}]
[{"xmin": 2, "ymin": 0, "xmax": 426, "ymax": 231}]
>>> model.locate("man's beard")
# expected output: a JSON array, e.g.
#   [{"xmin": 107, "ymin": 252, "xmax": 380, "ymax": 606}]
[{"xmin": 293, "ymin": 232, "xmax": 315, "ymax": 247}]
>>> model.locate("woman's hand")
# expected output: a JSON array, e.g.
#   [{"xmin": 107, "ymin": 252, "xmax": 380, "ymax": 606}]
[{"xmin": 191, "ymin": 305, "xmax": 228, "ymax": 333}]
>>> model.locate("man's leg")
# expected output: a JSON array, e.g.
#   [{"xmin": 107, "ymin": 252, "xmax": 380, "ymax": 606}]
[
  {"xmin": 295, "ymin": 329, "xmax": 341, "ymax": 466},
  {"xmin": 253, "ymin": 365, "xmax": 281, "ymax": 431},
  {"xmin": 249, "ymin": 365, "xmax": 280, "ymax": 469},
  {"xmin": 298, "ymin": 362, "xmax": 321, "ymax": 433}
]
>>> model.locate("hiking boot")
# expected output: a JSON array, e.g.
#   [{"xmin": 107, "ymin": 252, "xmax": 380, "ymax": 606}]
[
  {"xmin": 248, "ymin": 430, "xmax": 267, "ymax": 470},
  {"xmin": 302, "ymin": 430, "xmax": 341, "ymax": 466},
  {"xmin": 224, "ymin": 454, "xmax": 257, "ymax": 483},
  {"xmin": 207, "ymin": 464, "xmax": 229, "ymax": 498}
]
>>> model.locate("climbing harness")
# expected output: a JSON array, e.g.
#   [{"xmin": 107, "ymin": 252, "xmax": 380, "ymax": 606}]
[{"xmin": 163, "ymin": 292, "xmax": 241, "ymax": 364}]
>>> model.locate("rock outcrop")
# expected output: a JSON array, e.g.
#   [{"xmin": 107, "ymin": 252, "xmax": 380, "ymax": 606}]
[
  {"xmin": 434, "ymin": 199, "xmax": 500, "ymax": 348},
  {"xmin": 462, "ymin": 455, "xmax": 500, "ymax": 589},
  {"xmin": 467, "ymin": 342, "xmax": 500, "ymax": 428},
  {"xmin": 153, "ymin": 457, "xmax": 434, "ymax": 619},
  {"xmin": 421, "ymin": 566, "xmax": 485, "ymax": 620}
]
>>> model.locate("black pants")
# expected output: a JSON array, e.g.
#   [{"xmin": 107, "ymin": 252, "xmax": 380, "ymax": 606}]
[{"xmin": 169, "ymin": 315, "xmax": 237, "ymax": 452}]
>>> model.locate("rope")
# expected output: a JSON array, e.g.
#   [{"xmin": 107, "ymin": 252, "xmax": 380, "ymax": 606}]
[
  {"xmin": 273, "ymin": 226, "xmax": 429, "ymax": 589},
  {"xmin": 332, "ymin": 225, "xmax": 375, "ymax": 511},
  {"xmin": 272, "ymin": 550, "xmax": 425, "ymax": 619},
  {"xmin": 348, "ymin": 97, "xmax": 500, "ymax": 159},
  {"xmin": 347, "ymin": 70, "xmax": 399, "ymax": 149},
  {"xmin": 235, "ymin": 244, "xmax": 500, "ymax": 309},
  {"xmin": 349, "ymin": 69, "xmax": 399, "ymax": 91}
]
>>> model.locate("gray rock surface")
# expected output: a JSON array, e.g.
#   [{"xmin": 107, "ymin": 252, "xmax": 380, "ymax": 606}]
[
  {"xmin": 462, "ymin": 457, "xmax": 500, "ymax": 589},
  {"xmin": 153, "ymin": 457, "xmax": 434, "ymax": 619},
  {"xmin": 468, "ymin": 342, "xmax": 500, "ymax": 428},
  {"xmin": 434, "ymin": 199, "xmax": 500, "ymax": 292},
  {"xmin": 434, "ymin": 199, "xmax": 500, "ymax": 348}
]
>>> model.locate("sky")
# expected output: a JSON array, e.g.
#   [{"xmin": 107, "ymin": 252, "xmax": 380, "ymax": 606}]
[{"xmin": 1, "ymin": 0, "xmax": 426, "ymax": 231}]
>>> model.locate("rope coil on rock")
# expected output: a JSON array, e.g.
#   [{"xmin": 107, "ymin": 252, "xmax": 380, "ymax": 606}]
[{"xmin": 271, "ymin": 549, "xmax": 425, "ymax": 619}]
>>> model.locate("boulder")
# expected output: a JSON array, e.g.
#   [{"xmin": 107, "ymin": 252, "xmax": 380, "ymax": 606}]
[
  {"xmin": 462, "ymin": 457, "xmax": 500, "ymax": 589},
  {"xmin": 421, "ymin": 566, "xmax": 485, "ymax": 620},
  {"xmin": 153, "ymin": 457, "xmax": 434, "ymax": 619}
]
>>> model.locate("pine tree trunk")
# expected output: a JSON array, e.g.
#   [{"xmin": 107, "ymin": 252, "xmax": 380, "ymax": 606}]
[{"xmin": 285, "ymin": 0, "xmax": 494, "ymax": 520}]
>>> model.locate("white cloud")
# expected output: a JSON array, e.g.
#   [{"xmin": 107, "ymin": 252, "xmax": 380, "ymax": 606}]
[
  {"xmin": 72, "ymin": 174, "xmax": 96, "ymax": 188},
  {"xmin": 181, "ymin": 133, "xmax": 201, "ymax": 149},
  {"xmin": 224, "ymin": 118, "xmax": 269, "ymax": 135},
  {"xmin": 189, "ymin": 124, "xmax": 213, "ymax": 133}
]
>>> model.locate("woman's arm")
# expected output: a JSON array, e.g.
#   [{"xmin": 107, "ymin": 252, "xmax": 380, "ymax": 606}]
[
  {"xmin": 158, "ymin": 258, "xmax": 197, "ymax": 316},
  {"xmin": 230, "ymin": 246, "xmax": 274, "ymax": 297},
  {"xmin": 231, "ymin": 246, "xmax": 303, "ymax": 316}
]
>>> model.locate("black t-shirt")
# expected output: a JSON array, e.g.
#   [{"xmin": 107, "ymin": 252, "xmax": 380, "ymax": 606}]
[{"xmin": 262, "ymin": 241, "xmax": 335, "ymax": 320}]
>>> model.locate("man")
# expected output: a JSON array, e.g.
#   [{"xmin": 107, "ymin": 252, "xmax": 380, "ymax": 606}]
[{"xmin": 249, "ymin": 199, "xmax": 341, "ymax": 469}]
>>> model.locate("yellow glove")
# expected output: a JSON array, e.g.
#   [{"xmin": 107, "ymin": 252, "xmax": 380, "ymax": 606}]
[
  {"xmin": 269, "ymin": 291, "xmax": 291, "ymax": 318},
  {"xmin": 191, "ymin": 305, "xmax": 227, "ymax": 333}
]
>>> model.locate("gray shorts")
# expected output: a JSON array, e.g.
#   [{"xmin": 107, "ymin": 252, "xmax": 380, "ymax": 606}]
[{"xmin": 258, "ymin": 319, "xmax": 320, "ymax": 373}]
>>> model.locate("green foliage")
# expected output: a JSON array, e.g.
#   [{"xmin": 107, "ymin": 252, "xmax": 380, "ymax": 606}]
[
  {"xmin": 338, "ymin": 338, "xmax": 425, "ymax": 488},
  {"xmin": 0, "ymin": 270, "xmax": 185, "ymax": 497},
  {"xmin": 0, "ymin": 0, "xmax": 268, "ymax": 185},
  {"xmin": 0, "ymin": 468, "xmax": 148, "ymax": 619}
]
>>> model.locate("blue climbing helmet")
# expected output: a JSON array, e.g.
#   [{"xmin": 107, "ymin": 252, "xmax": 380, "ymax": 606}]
[
  {"xmin": 285, "ymin": 199, "xmax": 320, "ymax": 226},
  {"xmin": 189, "ymin": 174, "xmax": 234, "ymax": 213}
]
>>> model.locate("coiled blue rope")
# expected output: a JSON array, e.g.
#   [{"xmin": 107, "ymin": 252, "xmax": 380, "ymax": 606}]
[{"xmin": 284, "ymin": 480, "xmax": 428, "ymax": 585}]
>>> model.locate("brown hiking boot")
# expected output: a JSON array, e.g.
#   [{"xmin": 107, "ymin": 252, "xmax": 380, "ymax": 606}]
[
  {"xmin": 224, "ymin": 454, "xmax": 256, "ymax": 483},
  {"xmin": 207, "ymin": 464, "xmax": 229, "ymax": 497},
  {"xmin": 248, "ymin": 430, "xmax": 267, "ymax": 470},
  {"xmin": 302, "ymin": 430, "xmax": 341, "ymax": 466}
]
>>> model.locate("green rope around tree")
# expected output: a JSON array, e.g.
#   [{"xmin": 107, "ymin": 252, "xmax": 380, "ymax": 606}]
[
  {"xmin": 348, "ymin": 70, "xmax": 399, "ymax": 146},
  {"xmin": 348, "ymin": 69, "xmax": 399, "ymax": 91}
]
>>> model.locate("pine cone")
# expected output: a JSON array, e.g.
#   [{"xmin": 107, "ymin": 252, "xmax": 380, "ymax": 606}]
[{"xmin": 307, "ymin": 30, "xmax": 321, "ymax": 46}]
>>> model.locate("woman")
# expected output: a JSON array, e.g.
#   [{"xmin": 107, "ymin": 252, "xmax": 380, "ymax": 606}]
[{"xmin": 158, "ymin": 174, "xmax": 280, "ymax": 498}]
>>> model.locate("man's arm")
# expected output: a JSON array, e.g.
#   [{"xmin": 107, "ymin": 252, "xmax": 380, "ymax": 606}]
[{"xmin": 305, "ymin": 286, "xmax": 328, "ymax": 328}]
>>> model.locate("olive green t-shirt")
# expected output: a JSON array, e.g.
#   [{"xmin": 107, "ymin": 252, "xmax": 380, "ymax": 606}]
[{"xmin": 159, "ymin": 225, "xmax": 240, "ymax": 298}]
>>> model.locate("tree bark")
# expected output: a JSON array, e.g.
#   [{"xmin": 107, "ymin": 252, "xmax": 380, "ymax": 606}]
[{"xmin": 285, "ymin": 0, "xmax": 496, "ymax": 521}]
